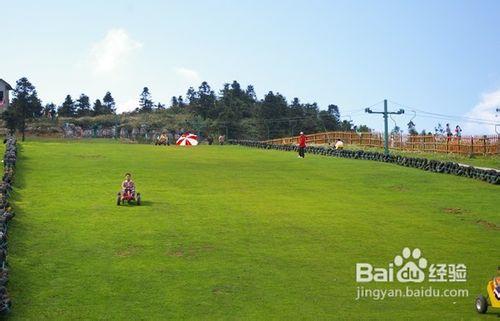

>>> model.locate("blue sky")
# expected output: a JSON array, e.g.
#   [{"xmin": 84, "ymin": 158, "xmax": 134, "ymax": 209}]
[{"xmin": 3, "ymin": 0, "xmax": 500, "ymax": 134}]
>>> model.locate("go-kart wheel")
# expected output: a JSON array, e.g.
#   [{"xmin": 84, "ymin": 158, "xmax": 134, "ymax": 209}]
[
  {"xmin": 475, "ymin": 294, "xmax": 488, "ymax": 314},
  {"xmin": 136, "ymin": 193, "xmax": 141, "ymax": 205}
]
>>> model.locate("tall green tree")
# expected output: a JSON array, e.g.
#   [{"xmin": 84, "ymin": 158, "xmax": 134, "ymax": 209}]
[
  {"xmin": 102, "ymin": 91, "xmax": 116, "ymax": 114},
  {"xmin": 215, "ymin": 81, "xmax": 257, "ymax": 138},
  {"xmin": 289, "ymin": 98, "xmax": 304, "ymax": 118},
  {"xmin": 258, "ymin": 91, "xmax": 287, "ymax": 120},
  {"xmin": 169, "ymin": 95, "xmax": 187, "ymax": 113},
  {"xmin": 58, "ymin": 95, "xmax": 76, "ymax": 117},
  {"xmin": 76, "ymin": 94, "xmax": 92, "ymax": 117},
  {"xmin": 257, "ymin": 91, "xmax": 289, "ymax": 139},
  {"xmin": 192, "ymin": 82, "xmax": 216, "ymax": 119},
  {"xmin": 178, "ymin": 96, "xmax": 186, "ymax": 107},
  {"xmin": 327, "ymin": 104, "xmax": 340, "ymax": 120},
  {"xmin": 93, "ymin": 99, "xmax": 104, "ymax": 116},
  {"xmin": 356, "ymin": 124, "xmax": 372, "ymax": 132},
  {"xmin": 2, "ymin": 77, "xmax": 42, "ymax": 141},
  {"xmin": 245, "ymin": 85, "xmax": 257, "ymax": 102},
  {"xmin": 318, "ymin": 104, "xmax": 341, "ymax": 131},
  {"xmin": 1, "ymin": 108, "xmax": 20, "ymax": 135},
  {"xmin": 186, "ymin": 87, "xmax": 197, "ymax": 105},
  {"xmin": 301, "ymin": 103, "xmax": 321, "ymax": 134},
  {"xmin": 339, "ymin": 119, "xmax": 354, "ymax": 131},
  {"xmin": 139, "ymin": 87, "xmax": 153, "ymax": 112}
]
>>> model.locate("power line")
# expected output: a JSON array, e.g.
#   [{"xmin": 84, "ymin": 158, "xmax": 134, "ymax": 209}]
[
  {"xmin": 413, "ymin": 108, "xmax": 495, "ymax": 124},
  {"xmin": 340, "ymin": 101, "xmax": 385, "ymax": 116},
  {"xmin": 388, "ymin": 100, "xmax": 497, "ymax": 124},
  {"xmin": 409, "ymin": 110, "xmax": 496, "ymax": 126}
]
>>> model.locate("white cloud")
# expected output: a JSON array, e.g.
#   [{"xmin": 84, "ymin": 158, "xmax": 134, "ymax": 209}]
[
  {"xmin": 89, "ymin": 28, "xmax": 142, "ymax": 74},
  {"xmin": 117, "ymin": 98, "xmax": 138, "ymax": 113},
  {"xmin": 464, "ymin": 89, "xmax": 500, "ymax": 135},
  {"xmin": 174, "ymin": 67, "xmax": 201, "ymax": 85}
]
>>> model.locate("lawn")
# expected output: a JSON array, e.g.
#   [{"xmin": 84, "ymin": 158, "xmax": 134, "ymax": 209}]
[{"xmin": 7, "ymin": 139, "xmax": 500, "ymax": 320}]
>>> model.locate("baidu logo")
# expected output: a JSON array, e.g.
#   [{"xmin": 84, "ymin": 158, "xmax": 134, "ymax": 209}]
[
  {"xmin": 355, "ymin": 247, "xmax": 465, "ymax": 283},
  {"xmin": 394, "ymin": 247, "xmax": 427, "ymax": 283}
]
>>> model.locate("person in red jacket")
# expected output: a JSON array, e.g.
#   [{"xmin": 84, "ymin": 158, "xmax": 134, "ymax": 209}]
[{"xmin": 298, "ymin": 132, "xmax": 306, "ymax": 158}]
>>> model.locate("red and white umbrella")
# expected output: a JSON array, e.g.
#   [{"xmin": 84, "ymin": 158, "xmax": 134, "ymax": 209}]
[{"xmin": 176, "ymin": 133, "xmax": 198, "ymax": 146}]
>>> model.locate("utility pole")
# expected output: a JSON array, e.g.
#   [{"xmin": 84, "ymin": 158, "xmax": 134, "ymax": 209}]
[
  {"xmin": 365, "ymin": 99, "xmax": 405, "ymax": 155},
  {"xmin": 496, "ymin": 108, "xmax": 500, "ymax": 135}
]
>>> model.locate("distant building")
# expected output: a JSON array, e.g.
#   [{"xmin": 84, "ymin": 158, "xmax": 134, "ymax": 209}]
[{"xmin": 0, "ymin": 79, "xmax": 13, "ymax": 111}]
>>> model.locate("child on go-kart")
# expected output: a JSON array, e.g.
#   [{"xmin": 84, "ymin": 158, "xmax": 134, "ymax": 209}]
[
  {"xmin": 121, "ymin": 173, "xmax": 136, "ymax": 197},
  {"xmin": 494, "ymin": 266, "xmax": 500, "ymax": 300}
]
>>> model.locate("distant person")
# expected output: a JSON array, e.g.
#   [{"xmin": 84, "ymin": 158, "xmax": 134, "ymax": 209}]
[
  {"xmin": 218, "ymin": 135, "xmax": 225, "ymax": 145},
  {"xmin": 298, "ymin": 132, "xmax": 306, "ymax": 158},
  {"xmin": 445, "ymin": 123, "xmax": 452, "ymax": 141},
  {"xmin": 455, "ymin": 125, "xmax": 462, "ymax": 139},
  {"xmin": 154, "ymin": 133, "xmax": 167, "ymax": 145},
  {"xmin": 207, "ymin": 136, "xmax": 214, "ymax": 145},
  {"xmin": 334, "ymin": 139, "xmax": 344, "ymax": 150}
]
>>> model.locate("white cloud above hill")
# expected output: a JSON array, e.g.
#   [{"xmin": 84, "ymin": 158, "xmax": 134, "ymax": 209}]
[
  {"xmin": 89, "ymin": 28, "xmax": 142, "ymax": 74},
  {"xmin": 464, "ymin": 89, "xmax": 500, "ymax": 135},
  {"xmin": 174, "ymin": 67, "xmax": 201, "ymax": 86}
]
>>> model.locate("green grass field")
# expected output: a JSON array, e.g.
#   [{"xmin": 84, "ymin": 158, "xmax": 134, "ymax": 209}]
[{"xmin": 7, "ymin": 139, "xmax": 500, "ymax": 320}]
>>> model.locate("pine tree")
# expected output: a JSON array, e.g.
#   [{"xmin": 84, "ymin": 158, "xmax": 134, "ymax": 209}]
[
  {"xmin": 58, "ymin": 95, "xmax": 76, "ymax": 117},
  {"xmin": 93, "ymin": 99, "xmax": 104, "ymax": 116},
  {"xmin": 76, "ymin": 94, "xmax": 92, "ymax": 117},
  {"xmin": 139, "ymin": 87, "xmax": 153, "ymax": 112},
  {"xmin": 3, "ymin": 77, "xmax": 43, "ymax": 141},
  {"xmin": 102, "ymin": 92, "xmax": 116, "ymax": 114}
]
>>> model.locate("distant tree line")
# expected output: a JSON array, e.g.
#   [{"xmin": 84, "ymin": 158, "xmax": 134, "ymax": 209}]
[
  {"xmin": 2, "ymin": 77, "xmax": 373, "ymax": 141},
  {"xmin": 132, "ymin": 81, "xmax": 371, "ymax": 139}
]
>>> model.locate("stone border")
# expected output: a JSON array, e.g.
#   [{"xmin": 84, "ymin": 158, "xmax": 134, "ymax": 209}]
[
  {"xmin": 228, "ymin": 140, "xmax": 500, "ymax": 185},
  {"xmin": 0, "ymin": 135, "xmax": 17, "ymax": 314}
]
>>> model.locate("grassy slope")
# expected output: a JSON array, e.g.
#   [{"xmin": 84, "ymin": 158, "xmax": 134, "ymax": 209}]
[{"xmin": 7, "ymin": 140, "xmax": 500, "ymax": 320}]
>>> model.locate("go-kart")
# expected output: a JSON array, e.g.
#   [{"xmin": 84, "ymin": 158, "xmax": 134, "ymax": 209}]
[
  {"xmin": 475, "ymin": 280, "xmax": 500, "ymax": 314},
  {"xmin": 116, "ymin": 189, "xmax": 141, "ymax": 206}
]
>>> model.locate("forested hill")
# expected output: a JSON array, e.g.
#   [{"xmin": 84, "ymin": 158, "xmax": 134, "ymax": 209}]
[{"xmin": 3, "ymin": 78, "xmax": 371, "ymax": 140}]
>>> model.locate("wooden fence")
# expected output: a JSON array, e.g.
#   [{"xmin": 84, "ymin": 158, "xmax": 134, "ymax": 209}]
[{"xmin": 265, "ymin": 132, "xmax": 499, "ymax": 155}]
